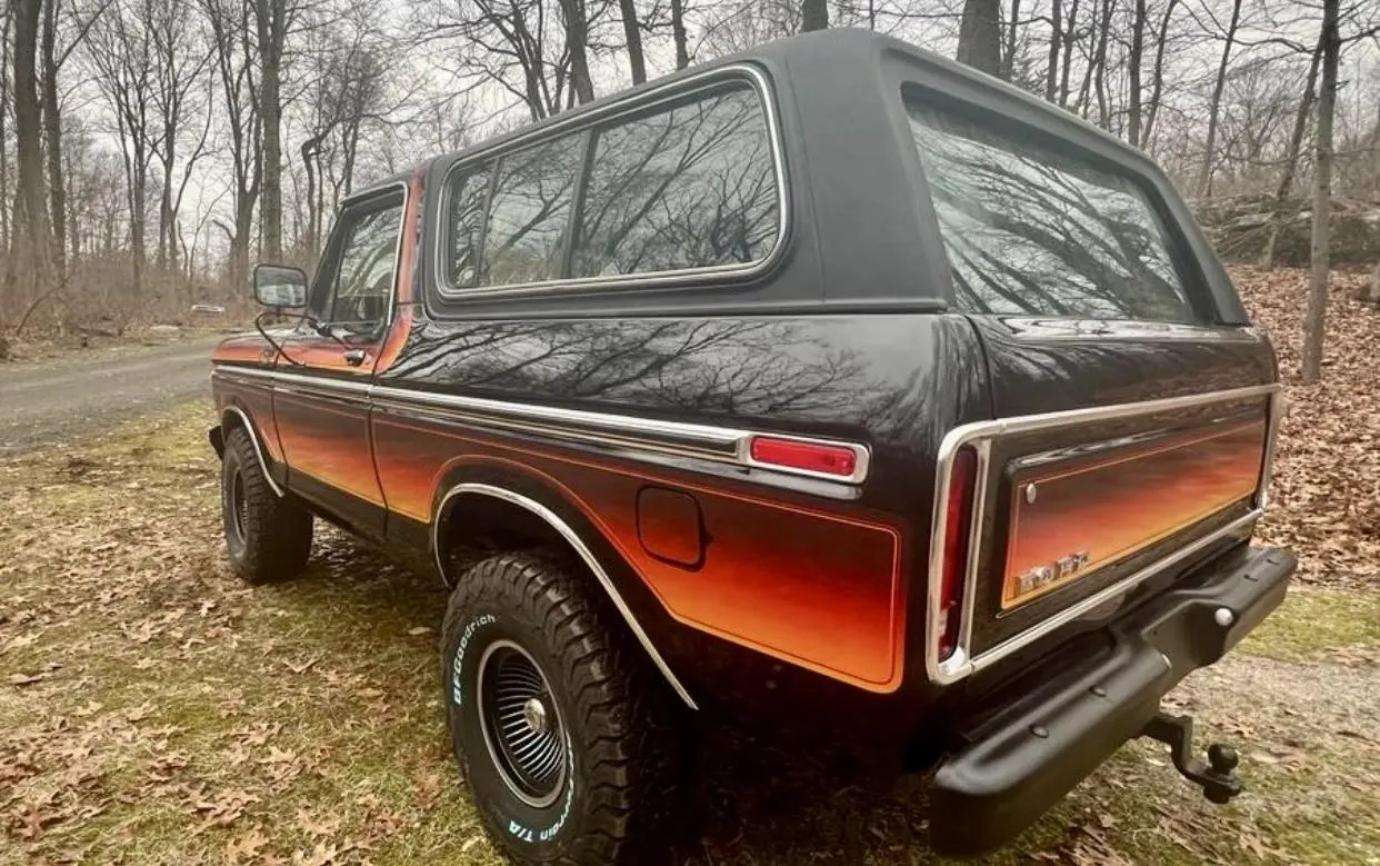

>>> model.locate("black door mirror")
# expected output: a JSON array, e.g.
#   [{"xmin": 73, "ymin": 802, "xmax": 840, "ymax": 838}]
[{"xmin": 252, "ymin": 264, "xmax": 308, "ymax": 309}]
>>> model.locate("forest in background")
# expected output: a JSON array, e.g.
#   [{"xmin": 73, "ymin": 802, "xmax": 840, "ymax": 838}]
[{"xmin": 0, "ymin": 0, "xmax": 1375, "ymax": 370}]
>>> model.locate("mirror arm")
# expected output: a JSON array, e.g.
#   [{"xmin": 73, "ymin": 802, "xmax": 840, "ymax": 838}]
[{"xmin": 255, "ymin": 310, "xmax": 307, "ymax": 367}]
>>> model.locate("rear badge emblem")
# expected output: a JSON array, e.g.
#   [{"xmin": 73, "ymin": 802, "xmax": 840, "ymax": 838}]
[{"xmin": 1019, "ymin": 551, "xmax": 1090, "ymax": 596}]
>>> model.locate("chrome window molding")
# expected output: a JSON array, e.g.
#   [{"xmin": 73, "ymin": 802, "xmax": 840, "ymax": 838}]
[
  {"xmin": 221, "ymin": 405, "xmax": 284, "ymax": 498},
  {"xmin": 924, "ymin": 382, "xmax": 1282, "ymax": 686},
  {"xmin": 431, "ymin": 64, "xmax": 790, "ymax": 303},
  {"xmin": 210, "ymin": 365, "xmax": 870, "ymax": 485},
  {"xmin": 433, "ymin": 482, "xmax": 698, "ymax": 710}
]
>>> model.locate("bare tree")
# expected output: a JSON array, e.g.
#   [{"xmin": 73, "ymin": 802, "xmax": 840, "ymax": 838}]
[
  {"xmin": 957, "ymin": 0, "xmax": 1002, "ymax": 77},
  {"xmin": 1043, "ymin": 0, "xmax": 1060, "ymax": 102},
  {"xmin": 1139, "ymin": 0, "xmax": 1179, "ymax": 148},
  {"xmin": 1260, "ymin": 39, "xmax": 1322, "ymax": 269},
  {"xmin": 201, "ymin": 0, "xmax": 260, "ymax": 289},
  {"xmin": 670, "ymin": 0, "xmax": 690, "ymax": 69},
  {"xmin": 1127, "ymin": 0, "xmax": 1146, "ymax": 145},
  {"xmin": 88, "ymin": 0, "xmax": 157, "ymax": 294},
  {"xmin": 147, "ymin": 0, "xmax": 213, "ymax": 274},
  {"xmin": 559, "ymin": 0, "xmax": 595, "ymax": 104},
  {"xmin": 618, "ymin": 0, "xmax": 647, "ymax": 84},
  {"xmin": 1195, "ymin": 0, "xmax": 1245, "ymax": 199},
  {"xmin": 1302, "ymin": 0, "xmax": 1340, "ymax": 384},
  {"xmin": 12, "ymin": 0, "xmax": 51, "ymax": 295},
  {"xmin": 252, "ymin": 0, "xmax": 306, "ymax": 261}
]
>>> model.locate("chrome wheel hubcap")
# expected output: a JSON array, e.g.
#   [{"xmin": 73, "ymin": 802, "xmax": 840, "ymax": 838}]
[
  {"xmin": 230, "ymin": 471, "xmax": 248, "ymax": 541},
  {"xmin": 477, "ymin": 641, "xmax": 567, "ymax": 807}
]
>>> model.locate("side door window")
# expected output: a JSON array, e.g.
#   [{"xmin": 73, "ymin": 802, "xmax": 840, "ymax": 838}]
[{"xmin": 310, "ymin": 190, "xmax": 405, "ymax": 339}]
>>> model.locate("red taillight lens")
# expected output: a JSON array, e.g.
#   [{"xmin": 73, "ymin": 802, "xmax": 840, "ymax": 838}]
[
  {"xmin": 748, "ymin": 436, "xmax": 858, "ymax": 478},
  {"xmin": 938, "ymin": 446, "xmax": 978, "ymax": 661}
]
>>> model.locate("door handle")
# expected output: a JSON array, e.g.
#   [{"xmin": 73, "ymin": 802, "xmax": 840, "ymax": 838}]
[{"xmin": 343, "ymin": 349, "xmax": 368, "ymax": 367}]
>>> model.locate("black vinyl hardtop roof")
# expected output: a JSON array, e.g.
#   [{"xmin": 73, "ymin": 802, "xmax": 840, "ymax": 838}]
[
  {"xmin": 415, "ymin": 28, "xmax": 1161, "ymax": 176},
  {"xmin": 351, "ymin": 28, "xmax": 1245, "ymax": 326}
]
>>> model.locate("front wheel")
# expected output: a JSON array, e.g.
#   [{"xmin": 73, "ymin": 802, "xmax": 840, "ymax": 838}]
[
  {"xmin": 220, "ymin": 425, "xmax": 313, "ymax": 583},
  {"xmin": 441, "ymin": 551, "xmax": 685, "ymax": 865}
]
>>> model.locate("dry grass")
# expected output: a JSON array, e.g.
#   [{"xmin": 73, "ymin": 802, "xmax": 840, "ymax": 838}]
[{"xmin": 2, "ymin": 267, "xmax": 1379, "ymax": 865}]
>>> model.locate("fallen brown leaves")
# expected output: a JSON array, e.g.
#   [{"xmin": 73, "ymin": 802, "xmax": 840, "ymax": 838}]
[
  {"xmin": 0, "ymin": 272, "xmax": 1377, "ymax": 865},
  {"xmin": 1232, "ymin": 265, "xmax": 1380, "ymax": 588}
]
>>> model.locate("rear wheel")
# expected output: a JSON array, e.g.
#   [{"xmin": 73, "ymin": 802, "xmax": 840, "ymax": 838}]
[
  {"xmin": 220, "ymin": 425, "xmax": 312, "ymax": 583},
  {"xmin": 441, "ymin": 550, "xmax": 685, "ymax": 865}
]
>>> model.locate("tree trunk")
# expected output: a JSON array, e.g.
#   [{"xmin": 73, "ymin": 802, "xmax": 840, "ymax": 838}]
[
  {"xmin": 1141, "ymin": 0, "xmax": 1179, "ymax": 148},
  {"xmin": 801, "ymin": 0, "xmax": 828, "ymax": 32},
  {"xmin": 1, "ymin": 10, "xmax": 13, "ymax": 309},
  {"xmin": 617, "ymin": 0, "xmax": 646, "ymax": 85},
  {"xmin": 1057, "ymin": 0, "xmax": 1077, "ymax": 106},
  {"xmin": 1302, "ymin": 0, "xmax": 1339, "ymax": 385},
  {"xmin": 1260, "ymin": 39, "xmax": 1322, "ymax": 270},
  {"xmin": 13, "ymin": 0, "xmax": 49, "ymax": 295},
  {"xmin": 256, "ymin": 0, "xmax": 284, "ymax": 260},
  {"xmin": 1003, "ymin": 0, "xmax": 1021, "ymax": 80},
  {"xmin": 559, "ymin": 0, "xmax": 595, "ymax": 104},
  {"xmin": 41, "ymin": 0, "xmax": 65, "ymax": 279},
  {"xmin": 1195, "ymin": 0, "xmax": 1243, "ymax": 200},
  {"xmin": 1126, "ymin": 0, "xmax": 1146, "ymax": 146},
  {"xmin": 957, "ymin": 0, "xmax": 1003, "ymax": 78},
  {"xmin": 1044, "ymin": 0, "xmax": 1061, "ymax": 103},
  {"xmin": 670, "ymin": 0, "xmax": 689, "ymax": 69}
]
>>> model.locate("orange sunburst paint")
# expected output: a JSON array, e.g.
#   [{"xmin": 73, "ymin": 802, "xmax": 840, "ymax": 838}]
[
  {"xmin": 371, "ymin": 413, "xmax": 907, "ymax": 692},
  {"xmin": 1001, "ymin": 416, "xmax": 1267, "ymax": 609}
]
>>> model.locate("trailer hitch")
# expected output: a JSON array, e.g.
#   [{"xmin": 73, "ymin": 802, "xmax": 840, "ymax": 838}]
[{"xmin": 1140, "ymin": 711, "xmax": 1243, "ymax": 804}]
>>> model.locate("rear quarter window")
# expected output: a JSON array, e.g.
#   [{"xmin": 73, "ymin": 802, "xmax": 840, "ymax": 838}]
[
  {"xmin": 572, "ymin": 84, "xmax": 779, "ymax": 278},
  {"xmin": 436, "ymin": 72, "xmax": 782, "ymax": 299},
  {"xmin": 906, "ymin": 95, "xmax": 1199, "ymax": 323}
]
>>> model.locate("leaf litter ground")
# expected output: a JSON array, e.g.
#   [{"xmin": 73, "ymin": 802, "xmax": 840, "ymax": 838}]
[{"xmin": 1, "ymin": 267, "xmax": 1377, "ymax": 865}]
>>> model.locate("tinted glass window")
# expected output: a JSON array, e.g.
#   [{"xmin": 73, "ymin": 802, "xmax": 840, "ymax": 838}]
[
  {"xmin": 906, "ymin": 97, "xmax": 1198, "ymax": 322},
  {"xmin": 480, "ymin": 135, "xmax": 583, "ymax": 286},
  {"xmin": 572, "ymin": 84, "xmax": 778, "ymax": 278},
  {"xmin": 446, "ymin": 165, "xmax": 491, "ymax": 289},
  {"xmin": 314, "ymin": 191, "xmax": 403, "ymax": 335}
]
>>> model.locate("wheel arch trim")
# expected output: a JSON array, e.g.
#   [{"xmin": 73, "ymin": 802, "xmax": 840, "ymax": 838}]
[
  {"xmin": 433, "ymin": 481, "xmax": 698, "ymax": 711},
  {"xmin": 221, "ymin": 405, "xmax": 285, "ymax": 498}
]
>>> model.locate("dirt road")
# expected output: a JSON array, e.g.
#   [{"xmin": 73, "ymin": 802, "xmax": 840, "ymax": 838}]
[{"xmin": 0, "ymin": 335, "xmax": 224, "ymax": 454}]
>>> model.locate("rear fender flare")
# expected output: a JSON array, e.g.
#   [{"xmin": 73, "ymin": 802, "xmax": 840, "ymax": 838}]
[{"xmin": 430, "ymin": 460, "xmax": 697, "ymax": 710}]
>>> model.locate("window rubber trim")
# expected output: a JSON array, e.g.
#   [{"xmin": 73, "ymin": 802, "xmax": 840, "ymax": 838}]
[{"xmin": 429, "ymin": 63, "xmax": 791, "ymax": 303}]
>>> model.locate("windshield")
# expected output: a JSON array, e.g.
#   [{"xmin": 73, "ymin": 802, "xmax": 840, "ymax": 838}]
[{"xmin": 905, "ymin": 95, "xmax": 1200, "ymax": 323}]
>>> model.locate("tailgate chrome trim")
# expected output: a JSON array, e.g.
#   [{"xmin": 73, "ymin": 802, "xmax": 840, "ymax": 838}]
[{"xmin": 926, "ymin": 383, "xmax": 1283, "ymax": 685}]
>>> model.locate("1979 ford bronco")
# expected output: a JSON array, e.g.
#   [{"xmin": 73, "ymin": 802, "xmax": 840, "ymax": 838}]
[{"xmin": 209, "ymin": 29, "xmax": 1295, "ymax": 863}]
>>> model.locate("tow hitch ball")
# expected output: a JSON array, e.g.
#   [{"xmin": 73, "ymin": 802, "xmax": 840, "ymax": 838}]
[{"xmin": 1140, "ymin": 711, "xmax": 1243, "ymax": 804}]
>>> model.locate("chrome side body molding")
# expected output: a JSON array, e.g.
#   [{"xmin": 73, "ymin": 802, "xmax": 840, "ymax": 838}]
[{"xmin": 212, "ymin": 365, "xmax": 871, "ymax": 485}]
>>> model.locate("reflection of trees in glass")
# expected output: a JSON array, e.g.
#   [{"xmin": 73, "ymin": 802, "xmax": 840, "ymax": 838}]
[
  {"xmin": 328, "ymin": 198, "xmax": 402, "ymax": 328},
  {"xmin": 387, "ymin": 316, "xmax": 950, "ymax": 444},
  {"xmin": 481, "ymin": 135, "xmax": 583, "ymax": 286},
  {"xmin": 907, "ymin": 100, "xmax": 1197, "ymax": 323},
  {"xmin": 447, "ymin": 166, "xmax": 492, "ymax": 288},
  {"xmin": 574, "ymin": 85, "xmax": 778, "ymax": 277}
]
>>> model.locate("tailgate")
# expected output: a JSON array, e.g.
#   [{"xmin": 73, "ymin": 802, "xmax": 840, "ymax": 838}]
[{"xmin": 925, "ymin": 322, "xmax": 1283, "ymax": 685}]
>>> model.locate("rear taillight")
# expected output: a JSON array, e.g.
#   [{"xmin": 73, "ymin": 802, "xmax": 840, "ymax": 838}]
[
  {"xmin": 938, "ymin": 446, "xmax": 978, "ymax": 661},
  {"xmin": 748, "ymin": 436, "xmax": 858, "ymax": 478}
]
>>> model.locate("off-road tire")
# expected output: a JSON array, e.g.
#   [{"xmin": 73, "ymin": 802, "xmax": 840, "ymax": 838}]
[
  {"xmin": 441, "ymin": 550, "xmax": 685, "ymax": 865},
  {"xmin": 220, "ymin": 426, "xmax": 312, "ymax": 583}
]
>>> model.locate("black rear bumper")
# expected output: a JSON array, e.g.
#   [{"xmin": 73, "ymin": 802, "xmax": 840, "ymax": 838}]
[{"xmin": 928, "ymin": 544, "xmax": 1295, "ymax": 856}]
